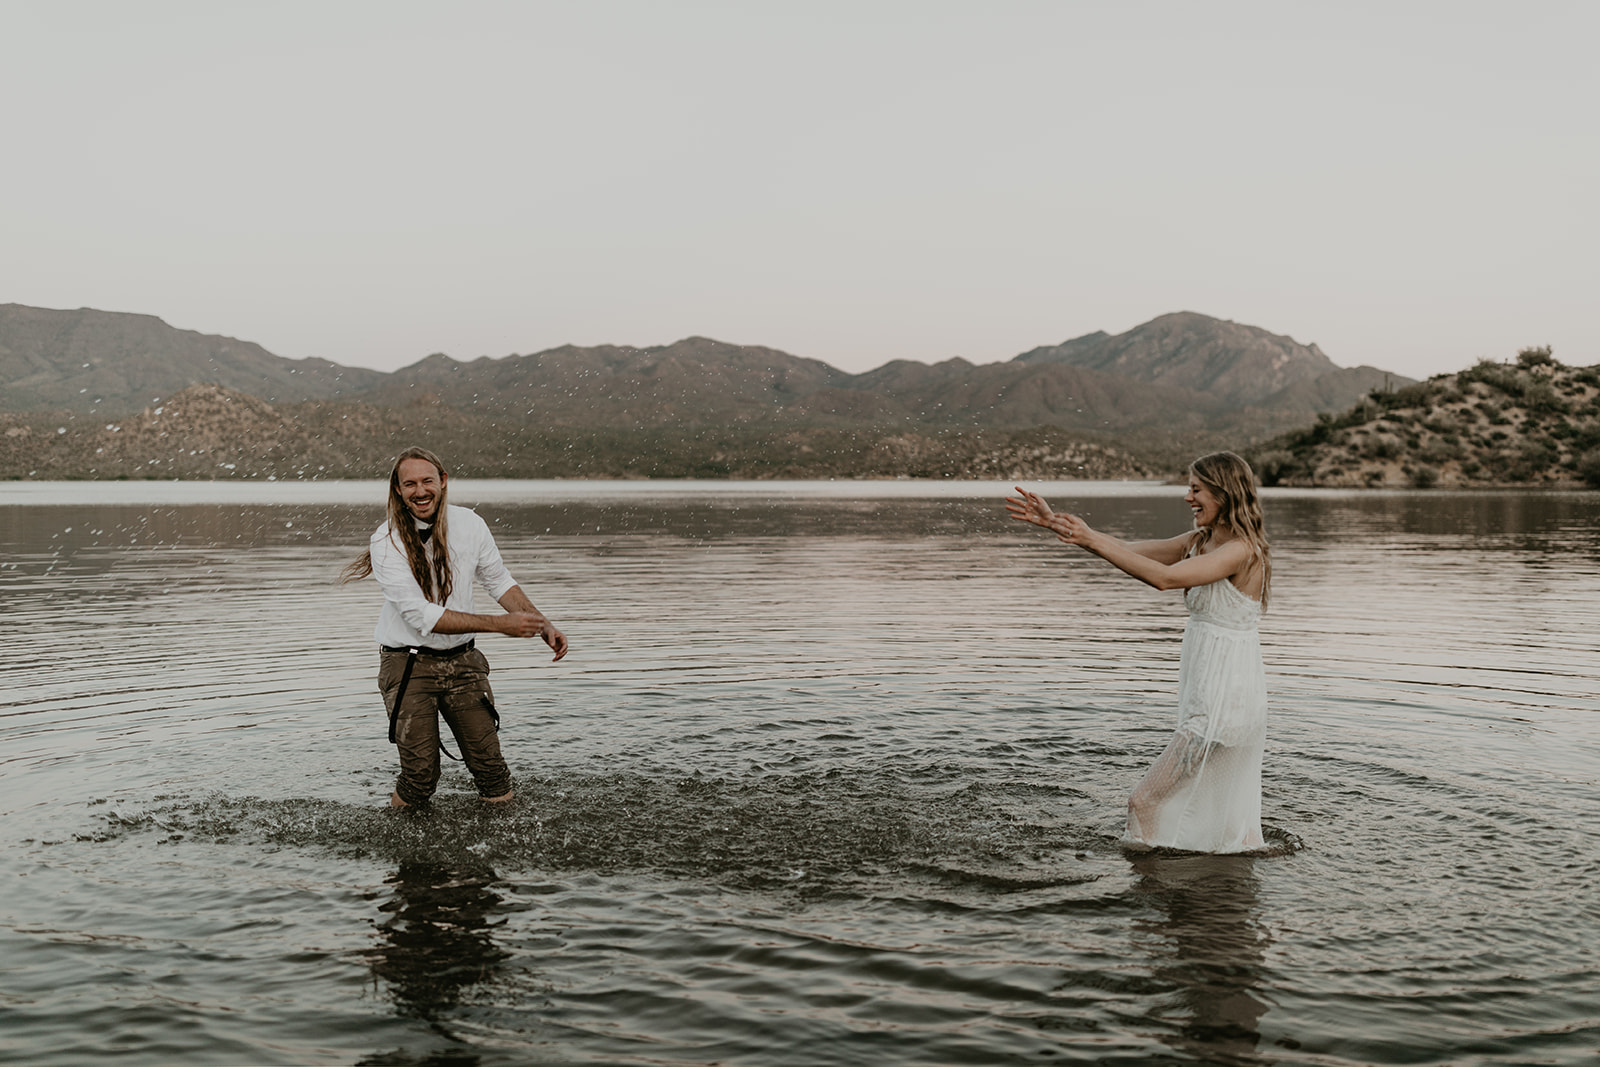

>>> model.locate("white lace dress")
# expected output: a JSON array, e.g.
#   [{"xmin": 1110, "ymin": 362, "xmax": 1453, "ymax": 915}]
[{"xmin": 1123, "ymin": 576, "xmax": 1267, "ymax": 853}]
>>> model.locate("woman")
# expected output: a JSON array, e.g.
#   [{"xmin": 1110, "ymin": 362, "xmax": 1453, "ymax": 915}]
[{"xmin": 1006, "ymin": 451, "xmax": 1272, "ymax": 853}]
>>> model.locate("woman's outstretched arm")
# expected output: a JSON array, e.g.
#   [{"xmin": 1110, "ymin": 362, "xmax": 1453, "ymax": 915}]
[
  {"xmin": 1006, "ymin": 487, "xmax": 1190, "ymax": 563},
  {"xmin": 1007, "ymin": 486, "xmax": 1248, "ymax": 591}
]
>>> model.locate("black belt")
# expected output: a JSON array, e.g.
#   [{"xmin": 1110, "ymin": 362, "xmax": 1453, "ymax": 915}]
[
  {"xmin": 381, "ymin": 639, "xmax": 492, "ymax": 759},
  {"xmin": 381, "ymin": 639, "xmax": 475, "ymax": 656}
]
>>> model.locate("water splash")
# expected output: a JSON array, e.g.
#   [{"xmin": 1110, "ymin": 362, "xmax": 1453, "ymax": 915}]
[{"xmin": 87, "ymin": 768, "xmax": 1118, "ymax": 898}]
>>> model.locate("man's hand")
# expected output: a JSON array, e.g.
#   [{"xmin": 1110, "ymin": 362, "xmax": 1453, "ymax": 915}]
[
  {"xmin": 495, "ymin": 585, "xmax": 567, "ymax": 660},
  {"xmin": 540, "ymin": 624, "xmax": 569, "ymax": 661},
  {"xmin": 497, "ymin": 611, "xmax": 549, "ymax": 639}
]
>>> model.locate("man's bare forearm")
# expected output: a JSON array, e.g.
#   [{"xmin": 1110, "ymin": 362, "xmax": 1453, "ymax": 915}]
[{"xmin": 431, "ymin": 607, "xmax": 547, "ymax": 637}]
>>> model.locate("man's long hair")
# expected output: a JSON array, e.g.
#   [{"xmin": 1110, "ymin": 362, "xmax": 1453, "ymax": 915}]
[
  {"xmin": 338, "ymin": 447, "xmax": 454, "ymax": 604},
  {"xmin": 1186, "ymin": 450, "xmax": 1272, "ymax": 609}
]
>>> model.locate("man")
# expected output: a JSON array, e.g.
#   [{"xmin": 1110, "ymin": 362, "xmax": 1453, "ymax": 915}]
[{"xmin": 342, "ymin": 446, "xmax": 568, "ymax": 807}]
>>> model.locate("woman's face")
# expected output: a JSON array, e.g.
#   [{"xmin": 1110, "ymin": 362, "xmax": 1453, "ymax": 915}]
[{"xmin": 1186, "ymin": 475, "xmax": 1223, "ymax": 529}]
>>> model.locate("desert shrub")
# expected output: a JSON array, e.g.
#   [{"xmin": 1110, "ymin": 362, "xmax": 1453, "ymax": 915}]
[
  {"xmin": 1383, "ymin": 381, "xmax": 1441, "ymax": 410},
  {"xmin": 1501, "ymin": 440, "xmax": 1561, "ymax": 481},
  {"xmin": 1338, "ymin": 402, "xmax": 1377, "ymax": 427},
  {"xmin": 1409, "ymin": 465, "xmax": 1439, "ymax": 488},
  {"xmin": 1578, "ymin": 449, "xmax": 1600, "ymax": 488},
  {"xmin": 1252, "ymin": 450, "xmax": 1304, "ymax": 487},
  {"xmin": 1523, "ymin": 380, "xmax": 1568, "ymax": 415},
  {"xmin": 1459, "ymin": 359, "xmax": 1526, "ymax": 397},
  {"xmin": 1477, "ymin": 451, "xmax": 1511, "ymax": 481},
  {"xmin": 1365, "ymin": 436, "xmax": 1400, "ymax": 460},
  {"xmin": 1571, "ymin": 419, "xmax": 1600, "ymax": 452},
  {"xmin": 1419, "ymin": 440, "xmax": 1462, "ymax": 464},
  {"xmin": 1516, "ymin": 345, "xmax": 1556, "ymax": 369},
  {"xmin": 1280, "ymin": 413, "xmax": 1341, "ymax": 450}
]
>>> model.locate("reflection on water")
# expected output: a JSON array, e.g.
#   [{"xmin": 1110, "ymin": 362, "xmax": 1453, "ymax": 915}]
[
  {"xmin": 369, "ymin": 862, "xmax": 509, "ymax": 1022},
  {"xmin": 1131, "ymin": 854, "xmax": 1270, "ymax": 1067},
  {"xmin": 361, "ymin": 860, "xmax": 508, "ymax": 1066},
  {"xmin": 1, "ymin": 482, "xmax": 1597, "ymax": 1066}
]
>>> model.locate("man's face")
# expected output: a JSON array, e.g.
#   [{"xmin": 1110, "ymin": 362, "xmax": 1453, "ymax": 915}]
[{"xmin": 396, "ymin": 457, "xmax": 446, "ymax": 522}]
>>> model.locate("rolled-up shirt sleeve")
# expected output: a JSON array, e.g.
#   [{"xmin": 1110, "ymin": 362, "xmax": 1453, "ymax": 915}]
[
  {"xmin": 474, "ymin": 532, "xmax": 518, "ymax": 602},
  {"xmin": 371, "ymin": 527, "xmax": 448, "ymax": 635}
]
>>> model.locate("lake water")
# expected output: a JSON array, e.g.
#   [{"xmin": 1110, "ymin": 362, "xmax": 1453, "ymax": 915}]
[{"xmin": 2, "ymin": 480, "xmax": 1597, "ymax": 1066}]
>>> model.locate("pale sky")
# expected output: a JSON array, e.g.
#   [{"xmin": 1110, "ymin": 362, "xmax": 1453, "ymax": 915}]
[{"xmin": 3, "ymin": 1, "xmax": 1595, "ymax": 380}]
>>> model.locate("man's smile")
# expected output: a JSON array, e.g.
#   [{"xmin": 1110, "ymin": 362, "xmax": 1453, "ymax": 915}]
[{"xmin": 407, "ymin": 491, "xmax": 437, "ymax": 518}]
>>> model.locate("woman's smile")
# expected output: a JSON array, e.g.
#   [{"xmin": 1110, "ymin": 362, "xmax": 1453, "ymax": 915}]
[{"xmin": 1186, "ymin": 478, "xmax": 1222, "ymax": 528}]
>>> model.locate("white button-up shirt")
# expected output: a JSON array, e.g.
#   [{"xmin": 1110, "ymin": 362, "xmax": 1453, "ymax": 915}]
[{"xmin": 369, "ymin": 504, "xmax": 518, "ymax": 649}]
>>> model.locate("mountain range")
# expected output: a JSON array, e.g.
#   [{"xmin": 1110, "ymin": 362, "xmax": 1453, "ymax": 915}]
[
  {"xmin": 0, "ymin": 304, "xmax": 386, "ymax": 411},
  {"xmin": 0, "ymin": 305, "xmax": 1406, "ymax": 456}
]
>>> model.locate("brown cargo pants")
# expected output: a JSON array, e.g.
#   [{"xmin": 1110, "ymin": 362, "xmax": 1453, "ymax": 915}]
[{"xmin": 378, "ymin": 643, "xmax": 511, "ymax": 805}]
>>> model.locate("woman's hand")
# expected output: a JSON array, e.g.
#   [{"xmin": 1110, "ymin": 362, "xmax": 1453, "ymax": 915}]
[
  {"xmin": 1051, "ymin": 511, "xmax": 1095, "ymax": 547},
  {"xmin": 1006, "ymin": 487, "xmax": 1096, "ymax": 547},
  {"xmin": 1005, "ymin": 487, "xmax": 1057, "ymax": 529}
]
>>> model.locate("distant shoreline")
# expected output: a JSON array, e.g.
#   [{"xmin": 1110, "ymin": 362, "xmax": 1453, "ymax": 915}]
[{"xmin": 3, "ymin": 477, "xmax": 1590, "ymax": 513}]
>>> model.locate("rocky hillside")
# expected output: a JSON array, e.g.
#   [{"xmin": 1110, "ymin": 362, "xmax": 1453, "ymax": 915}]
[
  {"xmin": 0, "ymin": 383, "xmax": 1157, "ymax": 481},
  {"xmin": 0, "ymin": 386, "xmax": 400, "ymax": 480},
  {"xmin": 1248, "ymin": 348, "xmax": 1600, "ymax": 488}
]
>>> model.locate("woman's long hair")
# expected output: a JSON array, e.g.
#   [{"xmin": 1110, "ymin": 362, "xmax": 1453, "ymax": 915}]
[
  {"xmin": 338, "ymin": 447, "xmax": 454, "ymax": 604},
  {"xmin": 1188, "ymin": 450, "xmax": 1272, "ymax": 608}
]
